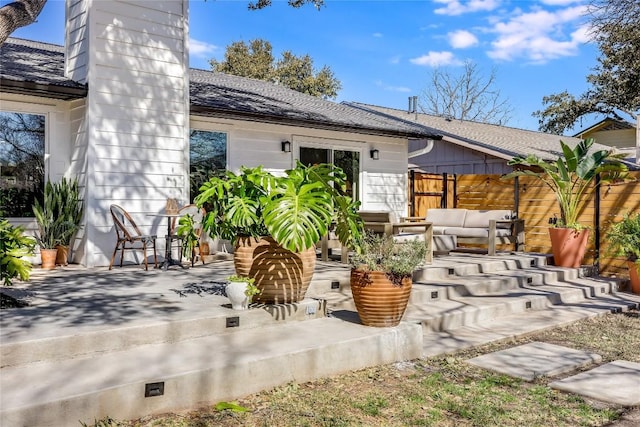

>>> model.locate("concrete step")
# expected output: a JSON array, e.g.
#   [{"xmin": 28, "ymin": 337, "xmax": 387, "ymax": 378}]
[
  {"xmin": 0, "ymin": 298, "xmax": 327, "ymax": 368},
  {"xmin": 320, "ymin": 273, "xmax": 626, "ymax": 332},
  {"xmin": 421, "ymin": 291, "xmax": 640, "ymax": 357},
  {"xmin": 0, "ymin": 317, "xmax": 422, "ymax": 427}
]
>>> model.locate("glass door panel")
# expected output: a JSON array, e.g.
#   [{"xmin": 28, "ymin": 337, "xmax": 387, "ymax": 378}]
[{"xmin": 334, "ymin": 150, "xmax": 360, "ymax": 200}]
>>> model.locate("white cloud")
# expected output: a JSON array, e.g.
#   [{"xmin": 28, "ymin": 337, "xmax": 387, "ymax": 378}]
[
  {"xmin": 375, "ymin": 80, "xmax": 412, "ymax": 93},
  {"xmin": 189, "ymin": 38, "xmax": 218, "ymax": 58},
  {"xmin": 448, "ymin": 30, "xmax": 479, "ymax": 48},
  {"xmin": 486, "ymin": 4, "xmax": 590, "ymax": 63},
  {"xmin": 389, "ymin": 55, "xmax": 401, "ymax": 65},
  {"xmin": 373, "ymin": 32, "xmax": 383, "ymax": 38},
  {"xmin": 434, "ymin": 0, "xmax": 501, "ymax": 16},
  {"xmin": 410, "ymin": 51, "xmax": 463, "ymax": 67}
]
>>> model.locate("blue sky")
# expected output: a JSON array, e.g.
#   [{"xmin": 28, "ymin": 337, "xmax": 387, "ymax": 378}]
[{"xmin": 4, "ymin": 0, "xmax": 600, "ymax": 133}]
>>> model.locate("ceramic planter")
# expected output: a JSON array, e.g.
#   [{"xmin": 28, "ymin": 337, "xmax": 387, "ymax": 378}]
[
  {"xmin": 549, "ymin": 228, "xmax": 590, "ymax": 268},
  {"xmin": 350, "ymin": 269, "xmax": 412, "ymax": 327},
  {"xmin": 225, "ymin": 281, "xmax": 251, "ymax": 310},
  {"xmin": 233, "ymin": 236, "xmax": 316, "ymax": 304}
]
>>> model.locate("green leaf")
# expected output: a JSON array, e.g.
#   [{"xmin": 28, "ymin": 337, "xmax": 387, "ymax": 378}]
[{"xmin": 214, "ymin": 401, "xmax": 250, "ymax": 412}]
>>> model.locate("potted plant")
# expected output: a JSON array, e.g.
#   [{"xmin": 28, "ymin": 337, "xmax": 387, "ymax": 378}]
[
  {"xmin": 225, "ymin": 275, "xmax": 261, "ymax": 310},
  {"xmin": 51, "ymin": 178, "xmax": 83, "ymax": 265},
  {"xmin": 607, "ymin": 213, "xmax": 640, "ymax": 294},
  {"xmin": 349, "ymin": 232, "xmax": 427, "ymax": 327},
  {"xmin": 195, "ymin": 162, "xmax": 363, "ymax": 304},
  {"xmin": 0, "ymin": 219, "xmax": 36, "ymax": 286},
  {"xmin": 32, "ymin": 178, "xmax": 83, "ymax": 267},
  {"xmin": 503, "ymin": 138, "xmax": 629, "ymax": 268}
]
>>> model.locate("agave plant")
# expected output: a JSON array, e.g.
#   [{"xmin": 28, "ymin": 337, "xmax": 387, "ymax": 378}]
[
  {"xmin": 194, "ymin": 162, "xmax": 364, "ymax": 253},
  {"xmin": 503, "ymin": 138, "xmax": 630, "ymax": 229}
]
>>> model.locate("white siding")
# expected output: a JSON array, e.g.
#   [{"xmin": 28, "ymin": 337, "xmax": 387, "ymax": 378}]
[
  {"xmin": 190, "ymin": 116, "xmax": 411, "ymax": 220},
  {"xmin": 71, "ymin": 0, "xmax": 189, "ymax": 266}
]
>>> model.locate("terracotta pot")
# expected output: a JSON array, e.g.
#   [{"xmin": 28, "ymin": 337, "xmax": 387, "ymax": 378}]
[
  {"xmin": 199, "ymin": 242, "xmax": 210, "ymax": 256},
  {"xmin": 350, "ymin": 269, "xmax": 412, "ymax": 327},
  {"xmin": 55, "ymin": 245, "xmax": 69, "ymax": 266},
  {"xmin": 628, "ymin": 261, "xmax": 640, "ymax": 295},
  {"xmin": 233, "ymin": 236, "xmax": 316, "ymax": 304},
  {"xmin": 40, "ymin": 248, "xmax": 57, "ymax": 270},
  {"xmin": 549, "ymin": 227, "xmax": 590, "ymax": 268}
]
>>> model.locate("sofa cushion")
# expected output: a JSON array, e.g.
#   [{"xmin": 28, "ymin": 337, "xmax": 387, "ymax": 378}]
[
  {"xmin": 463, "ymin": 210, "xmax": 514, "ymax": 229},
  {"xmin": 425, "ymin": 209, "xmax": 467, "ymax": 227},
  {"xmin": 431, "ymin": 226, "xmax": 448, "ymax": 235},
  {"xmin": 443, "ymin": 227, "xmax": 488, "ymax": 238}
]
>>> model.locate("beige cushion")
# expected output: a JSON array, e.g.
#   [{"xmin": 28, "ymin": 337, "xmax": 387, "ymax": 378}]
[
  {"xmin": 463, "ymin": 210, "xmax": 514, "ymax": 229},
  {"xmin": 443, "ymin": 227, "xmax": 488, "ymax": 238},
  {"xmin": 425, "ymin": 209, "xmax": 467, "ymax": 227}
]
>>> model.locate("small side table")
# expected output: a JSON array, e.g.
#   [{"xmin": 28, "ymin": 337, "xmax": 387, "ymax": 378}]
[{"xmin": 149, "ymin": 213, "xmax": 184, "ymax": 270}]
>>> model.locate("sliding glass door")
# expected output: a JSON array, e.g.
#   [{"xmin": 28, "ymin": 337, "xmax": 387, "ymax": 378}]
[{"xmin": 299, "ymin": 147, "xmax": 360, "ymax": 200}]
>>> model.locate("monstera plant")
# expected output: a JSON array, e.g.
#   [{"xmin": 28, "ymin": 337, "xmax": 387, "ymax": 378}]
[
  {"xmin": 504, "ymin": 138, "xmax": 630, "ymax": 267},
  {"xmin": 195, "ymin": 162, "xmax": 364, "ymax": 304}
]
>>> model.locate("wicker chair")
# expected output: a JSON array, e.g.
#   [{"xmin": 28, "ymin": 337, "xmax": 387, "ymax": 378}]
[{"xmin": 109, "ymin": 204, "xmax": 158, "ymax": 270}]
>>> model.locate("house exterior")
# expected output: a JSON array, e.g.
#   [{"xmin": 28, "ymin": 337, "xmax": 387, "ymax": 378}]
[
  {"xmin": 573, "ymin": 117, "xmax": 639, "ymax": 165},
  {"xmin": 0, "ymin": 1, "xmax": 439, "ymax": 267},
  {"xmin": 345, "ymin": 102, "xmax": 623, "ymax": 174}
]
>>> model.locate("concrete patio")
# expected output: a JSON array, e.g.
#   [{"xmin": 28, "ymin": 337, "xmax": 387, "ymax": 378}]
[{"xmin": 1, "ymin": 251, "xmax": 640, "ymax": 426}]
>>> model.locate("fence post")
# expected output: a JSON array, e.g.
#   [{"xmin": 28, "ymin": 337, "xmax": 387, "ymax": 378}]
[
  {"xmin": 441, "ymin": 173, "xmax": 447, "ymax": 208},
  {"xmin": 409, "ymin": 170, "xmax": 415, "ymax": 217},
  {"xmin": 594, "ymin": 173, "xmax": 601, "ymax": 274}
]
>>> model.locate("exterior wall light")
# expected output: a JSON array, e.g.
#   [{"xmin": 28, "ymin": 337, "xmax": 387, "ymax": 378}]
[
  {"xmin": 370, "ymin": 149, "xmax": 380, "ymax": 160},
  {"xmin": 281, "ymin": 140, "xmax": 291, "ymax": 153}
]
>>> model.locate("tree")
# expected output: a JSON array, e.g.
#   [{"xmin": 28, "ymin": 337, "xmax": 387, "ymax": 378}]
[
  {"xmin": 210, "ymin": 39, "xmax": 341, "ymax": 99},
  {"xmin": 0, "ymin": 0, "xmax": 324, "ymax": 46},
  {"xmin": 420, "ymin": 60, "xmax": 513, "ymax": 125},
  {"xmin": 533, "ymin": 0, "xmax": 640, "ymax": 134}
]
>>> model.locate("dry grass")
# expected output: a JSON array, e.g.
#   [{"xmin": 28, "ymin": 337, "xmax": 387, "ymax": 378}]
[{"xmin": 94, "ymin": 310, "xmax": 640, "ymax": 427}]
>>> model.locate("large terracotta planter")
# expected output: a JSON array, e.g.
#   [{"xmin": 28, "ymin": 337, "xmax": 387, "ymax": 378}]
[
  {"xmin": 40, "ymin": 248, "xmax": 57, "ymax": 270},
  {"xmin": 233, "ymin": 236, "xmax": 316, "ymax": 304},
  {"xmin": 350, "ymin": 269, "xmax": 412, "ymax": 327},
  {"xmin": 628, "ymin": 261, "xmax": 640, "ymax": 295},
  {"xmin": 549, "ymin": 227, "xmax": 590, "ymax": 268}
]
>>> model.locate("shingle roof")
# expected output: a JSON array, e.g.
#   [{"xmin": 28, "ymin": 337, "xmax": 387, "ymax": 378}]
[
  {"xmin": 1, "ymin": 38, "xmax": 439, "ymax": 139},
  {"xmin": 345, "ymin": 102, "xmax": 615, "ymax": 163},
  {"xmin": 0, "ymin": 38, "xmax": 87, "ymax": 99}
]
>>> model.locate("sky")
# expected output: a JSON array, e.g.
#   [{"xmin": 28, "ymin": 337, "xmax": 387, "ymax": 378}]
[{"xmin": 3, "ymin": 0, "xmax": 601, "ymax": 133}]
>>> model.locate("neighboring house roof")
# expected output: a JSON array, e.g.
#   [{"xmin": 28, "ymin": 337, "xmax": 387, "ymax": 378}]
[
  {"xmin": 573, "ymin": 117, "xmax": 635, "ymax": 138},
  {"xmin": 345, "ymin": 102, "xmax": 617, "ymax": 163},
  {"xmin": 1, "ymin": 38, "xmax": 439, "ymax": 139}
]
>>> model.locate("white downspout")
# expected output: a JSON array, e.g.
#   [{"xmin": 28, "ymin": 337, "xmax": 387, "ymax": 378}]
[{"xmin": 408, "ymin": 138, "xmax": 435, "ymax": 159}]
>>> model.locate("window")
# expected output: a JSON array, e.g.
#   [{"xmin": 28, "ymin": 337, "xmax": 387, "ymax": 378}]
[
  {"xmin": 299, "ymin": 146, "xmax": 360, "ymax": 200},
  {"xmin": 189, "ymin": 130, "xmax": 227, "ymax": 202},
  {"xmin": 0, "ymin": 112, "xmax": 45, "ymax": 217}
]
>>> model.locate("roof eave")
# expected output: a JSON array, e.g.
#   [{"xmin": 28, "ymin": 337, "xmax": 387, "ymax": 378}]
[
  {"xmin": 190, "ymin": 105, "xmax": 439, "ymax": 139},
  {"xmin": 0, "ymin": 78, "xmax": 87, "ymax": 100}
]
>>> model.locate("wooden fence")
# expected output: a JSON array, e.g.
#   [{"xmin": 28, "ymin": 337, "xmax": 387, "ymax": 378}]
[{"xmin": 408, "ymin": 171, "xmax": 640, "ymax": 277}]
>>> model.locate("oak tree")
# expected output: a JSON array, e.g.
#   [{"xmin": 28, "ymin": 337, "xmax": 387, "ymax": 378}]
[{"xmin": 533, "ymin": 0, "xmax": 639, "ymax": 134}]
